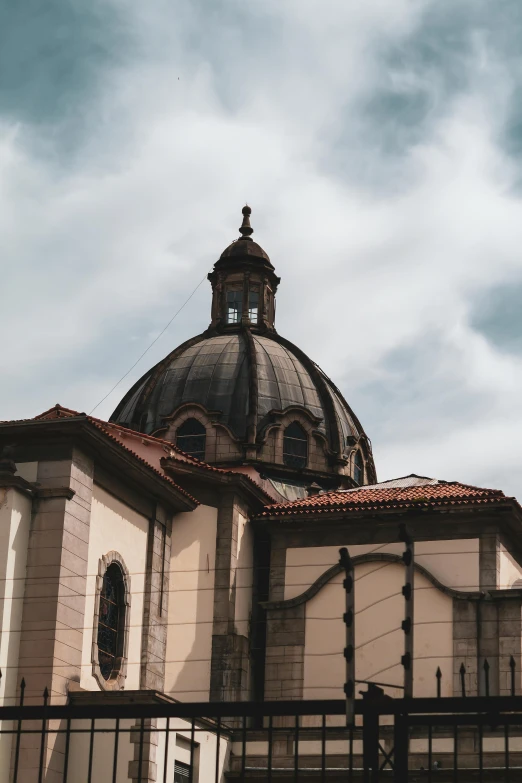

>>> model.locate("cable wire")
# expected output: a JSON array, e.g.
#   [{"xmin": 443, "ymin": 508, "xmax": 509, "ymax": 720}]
[{"xmin": 89, "ymin": 272, "xmax": 208, "ymax": 415}]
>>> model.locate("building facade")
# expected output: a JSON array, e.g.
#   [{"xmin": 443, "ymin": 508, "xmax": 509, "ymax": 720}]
[{"xmin": 1, "ymin": 209, "xmax": 522, "ymax": 781}]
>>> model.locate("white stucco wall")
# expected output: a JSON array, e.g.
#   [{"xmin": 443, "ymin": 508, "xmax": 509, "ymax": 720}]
[
  {"xmin": 303, "ymin": 560, "xmax": 453, "ymax": 700},
  {"xmin": 284, "ymin": 539, "xmax": 480, "ymax": 601},
  {"xmin": 165, "ymin": 504, "xmax": 217, "ymax": 701},
  {"xmin": 499, "ymin": 542, "xmax": 522, "ymax": 588},
  {"xmin": 235, "ymin": 513, "xmax": 253, "ymax": 639},
  {"xmin": 66, "ymin": 716, "xmax": 228, "ymax": 783},
  {"xmin": 0, "ymin": 487, "xmax": 32, "ymax": 783},
  {"xmin": 80, "ymin": 484, "xmax": 149, "ymax": 691}
]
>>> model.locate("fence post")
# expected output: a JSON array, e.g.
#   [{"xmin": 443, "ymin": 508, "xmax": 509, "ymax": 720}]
[
  {"xmin": 340, "ymin": 547, "xmax": 355, "ymax": 725},
  {"xmin": 394, "ymin": 713, "xmax": 409, "ymax": 782},
  {"xmin": 399, "ymin": 524, "xmax": 414, "ymax": 699}
]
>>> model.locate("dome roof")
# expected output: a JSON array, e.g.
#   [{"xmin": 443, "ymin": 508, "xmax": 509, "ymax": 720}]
[
  {"xmin": 110, "ymin": 206, "xmax": 376, "ymax": 485},
  {"xmin": 219, "ymin": 237, "xmax": 271, "ymax": 263},
  {"xmin": 111, "ymin": 331, "xmax": 373, "ymax": 467}
]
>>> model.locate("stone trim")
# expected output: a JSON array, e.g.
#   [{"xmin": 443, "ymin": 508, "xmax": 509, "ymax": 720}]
[
  {"xmin": 92, "ymin": 551, "xmax": 131, "ymax": 691},
  {"xmin": 262, "ymin": 553, "xmax": 481, "ymax": 611}
]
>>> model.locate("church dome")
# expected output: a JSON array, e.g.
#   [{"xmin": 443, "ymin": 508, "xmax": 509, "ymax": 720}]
[{"xmin": 111, "ymin": 207, "xmax": 376, "ymax": 488}]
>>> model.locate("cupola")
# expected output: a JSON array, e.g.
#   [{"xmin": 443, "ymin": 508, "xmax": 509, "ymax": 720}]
[{"xmin": 208, "ymin": 206, "xmax": 281, "ymax": 332}]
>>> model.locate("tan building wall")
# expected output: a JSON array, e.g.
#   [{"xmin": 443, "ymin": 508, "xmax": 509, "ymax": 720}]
[
  {"xmin": 81, "ymin": 484, "xmax": 149, "ymax": 691},
  {"xmin": 165, "ymin": 504, "xmax": 217, "ymax": 701},
  {"xmin": 499, "ymin": 542, "xmax": 522, "ymax": 588},
  {"xmin": 284, "ymin": 539, "xmax": 480, "ymax": 601},
  {"xmin": 0, "ymin": 486, "xmax": 32, "ymax": 783},
  {"xmin": 303, "ymin": 561, "xmax": 453, "ymax": 700}
]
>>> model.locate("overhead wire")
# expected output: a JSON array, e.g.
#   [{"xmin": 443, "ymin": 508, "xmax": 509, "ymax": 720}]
[{"xmin": 89, "ymin": 272, "xmax": 209, "ymax": 415}]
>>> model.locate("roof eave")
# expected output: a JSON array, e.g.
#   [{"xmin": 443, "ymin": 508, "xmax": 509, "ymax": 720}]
[{"xmin": 0, "ymin": 416, "xmax": 197, "ymax": 513}]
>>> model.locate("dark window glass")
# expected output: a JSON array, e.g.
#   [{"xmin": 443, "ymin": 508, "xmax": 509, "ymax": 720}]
[
  {"xmin": 176, "ymin": 418, "xmax": 206, "ymax": 460},
  {"xmin": 97, "ymin": 563, "xmax": 125, "ymax": 680},
  {"xmin": 248, "ymin": 290, "xmax": 259, "ymax": 323},
  {"xmin": 226, "ymin": 290, "xmax": 243, "ymax": 324},
  {"xmin": 174, "ymin": 762, "xmax": 191, "ymax": 782},
  {"xmin": 283, "ymin": 421, "xmax": 308, "ymax": 469},
  {"xmin": 354, "ymin": 451, "xmax": 364, "ymax": 485}
]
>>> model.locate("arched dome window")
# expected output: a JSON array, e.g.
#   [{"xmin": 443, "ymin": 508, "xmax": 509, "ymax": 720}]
[
  {"xmin": 283, "ymin": 421, "xmax": 308, "ymax": 469},
  {"xmin": 97, "ymin": 562, "xmax": 126, "ymax": 681},
  {"xmin": 354, "ymin": 450, "xmax": 364, "ymax": 485},
  {"xmin": 176, "ymin": 418, "xmax": 206, "ymax": 460}
]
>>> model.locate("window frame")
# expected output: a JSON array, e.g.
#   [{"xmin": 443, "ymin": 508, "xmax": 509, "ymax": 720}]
[
  {"xmin": 282, "ymin": 421, "xmax": 308, "ymax": 469},
  {"xmin": 226, "ymin": 288, "xmax": 243, "ymax": 324},
  {"xmin": 353, "ymin": 450, "xmax": 364, "ymax": 486},
  {"xmin": 92, "ymin": 552, "xmax": 131, "ymax": 691},
  {"xmin": 176, "ymin": 418, "xmax": 207, "ymax": 460}
]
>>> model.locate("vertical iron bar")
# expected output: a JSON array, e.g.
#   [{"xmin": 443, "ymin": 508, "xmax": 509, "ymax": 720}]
[
  {"xmin": 112, "ymin": 718, "xmax": 120, "ymax": 783},
  {"xmin": 321, "ymin": 714, "xmax": 326, "ymax": 783},
  {"xmin": 137, "ymin": 718, "xmax": 145, "ymax": 783},
  {"xmin": 349, "ymin": 724, "xmax": 354, "ymax": 783},
  {"xmin": 62, "ymin": 718, "xmax": 71, "ymax": 783},
  {"xmin": 427, "ymin": 724, "xmax": 432, "ymax": 783},
  {"xmin": 505, "ymin": 723, "xmax": 510, "ymax": 783},
  {"xmin": 87, "ymin": 718, "xmax": 95, "ymax": 783},
  {"xmin": 215, "ymin": 717, "xmax": 221, "ymax": 783},
  {"xmin": 399, "ymin": 525, "xmax": 414, "ymax": 698},
  {"xmin": 483, "ymin": 659, "xmax": 490, "ymax": 697},
  {"xmin": 267, "ymin": 715, "xmax": 273, "ymax": 783},
  {"xmin": 294, "ymin": 714, "xmax": 299, "ymax": 783},
  {"xmin": 240, "ymin": 715, "xmax": 247, "ymax": 783},
  {"xmin": 510, "ymin": 656, "xmax": 516, "ymax": 696},
  {"xmin": 460, "ymin": 663, "xmax": 466, "ymax": 698},
  {"xmin": 453, "ymin": 726, "xmax": 458, "ymax": 783},
  {"xmin": 393, "ymin": 714, "xmax": 408, "ymax": 783},
  {"xmin": 37, "ymin": 688, "xmax": 49, "ymax": 783},
  {"xmin": 189, "ymin": 718, "xmax": 195, "ymax": 783},
  {"xmin": 478, "ymin": 722, "xmax": 483, "ymax": 783},
  {"xmin": 339, "ymin": 547, "xmax": 355, "ymax": 725},
  {"xmin": 162, "ymin": 718, "xmax": 170, "ymax": 783},
  {"xmin": 12, "ymin": 678, "xmax": 25, "ymax": 783},
  {"xmin": 436, "ymin": 667, "xmax": 442, "ymax": 698}
]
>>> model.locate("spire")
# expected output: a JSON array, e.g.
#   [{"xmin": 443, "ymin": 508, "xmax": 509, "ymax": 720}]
[{"xmin": 239, "ymin": 205, "xmax": 253, "ymax": 239}]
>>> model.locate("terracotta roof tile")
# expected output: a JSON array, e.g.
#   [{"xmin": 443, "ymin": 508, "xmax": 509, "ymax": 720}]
[{"xmin": 261, "ymin": 480, "xmax": 511, "ymax": 517}]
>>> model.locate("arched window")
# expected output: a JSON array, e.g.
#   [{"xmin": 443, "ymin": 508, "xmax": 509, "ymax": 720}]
[
  {"xmin": 283, "ymin": 421, "xmax": 308, "ymax": 469},
  {"xmin": 97, "ymin": 562, "xmax": 126, "ymax": 681},
  {"xmin": 176, "ymin": 418, "xmax": 206, "ymax": 460},
  {"xmin": 354, "ymin": 451, "xmax": 364, "ymax": 485}
]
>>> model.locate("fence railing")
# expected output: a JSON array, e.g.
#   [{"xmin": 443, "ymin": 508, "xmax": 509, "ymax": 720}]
[{"xmin": 4, "ymin": 691, "xmax": 522, "ymax": 782}]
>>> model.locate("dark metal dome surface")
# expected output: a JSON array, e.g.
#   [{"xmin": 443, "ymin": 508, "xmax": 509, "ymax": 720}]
[{"xmin": 112, "ymin": 332, "xmax": 363, "ymax": 452}]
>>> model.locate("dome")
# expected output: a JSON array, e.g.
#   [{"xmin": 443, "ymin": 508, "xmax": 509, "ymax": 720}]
[
  {"xmin": 219, "ymin": 238, "xmax": 271, "ymax": 263},
  {"xmin": 110, "ymin": 206, "xmax": 376, "ymax": 487},
  {"xmin": 112, "ymin": 332, "xmax": 365, "ymax": 449}
]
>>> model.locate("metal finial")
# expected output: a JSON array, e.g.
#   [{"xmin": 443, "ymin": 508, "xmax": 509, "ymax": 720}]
[{"xmin": 239, "ymin": 205, "xmax": 253, "ymax": 238}]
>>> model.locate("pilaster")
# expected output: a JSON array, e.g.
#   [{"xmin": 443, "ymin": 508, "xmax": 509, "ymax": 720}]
[{"xmin": 140, "ymin": 506, "xmax": 172, "ymax": 692}]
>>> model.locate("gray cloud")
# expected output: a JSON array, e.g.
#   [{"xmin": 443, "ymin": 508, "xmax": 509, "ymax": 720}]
[{"xmin": 3, "ymin": 0, "xmax": 522, "ymax": 499}]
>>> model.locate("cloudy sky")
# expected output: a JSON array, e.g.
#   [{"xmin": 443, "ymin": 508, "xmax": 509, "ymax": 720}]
[{"xmin": 2, "ymin": 0, "xmax": 522, "ymax": 497}]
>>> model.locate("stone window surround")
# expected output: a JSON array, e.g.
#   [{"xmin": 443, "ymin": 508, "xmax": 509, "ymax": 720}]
[{"xmin": 92, "ymin": 550, "xmax": 131, "ymax": 691}]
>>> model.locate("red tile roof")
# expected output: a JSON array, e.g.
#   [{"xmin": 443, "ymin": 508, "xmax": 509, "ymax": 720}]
[
  {"xmin": 260, "ymin": 480, "xmax": 511, "ymax": 516},
  {"xmin": 2, "ymin": 405, "xmax": 198, "ymax": 505},
  {"xmin": 3, "ymin": 404, "xmax": 276, "ymax": 503}
]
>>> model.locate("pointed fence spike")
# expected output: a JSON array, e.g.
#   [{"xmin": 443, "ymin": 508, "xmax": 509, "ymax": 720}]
[
  {"xmin": 483, "ymin": 658, "xmax": 490, "ymax": 697},
  {"xmin": 460, "ymin": 662, "xmax": 466, "ymax": 698},
  {"xmin": 43, "ymin": 686, "xmax": 49, "ymax": 705},
  {"xmin": 435, "ymin": 666, "xmax": 442, "ymax": 698},
  {"xmin": 19, "ymin": 678, "xmax": 26, "ymax": 706}
]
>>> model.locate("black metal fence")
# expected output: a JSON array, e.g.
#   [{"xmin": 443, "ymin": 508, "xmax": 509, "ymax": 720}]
[{"xmin": 3, "ymin": 690, "xmax": 522, "ymax": 782}]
